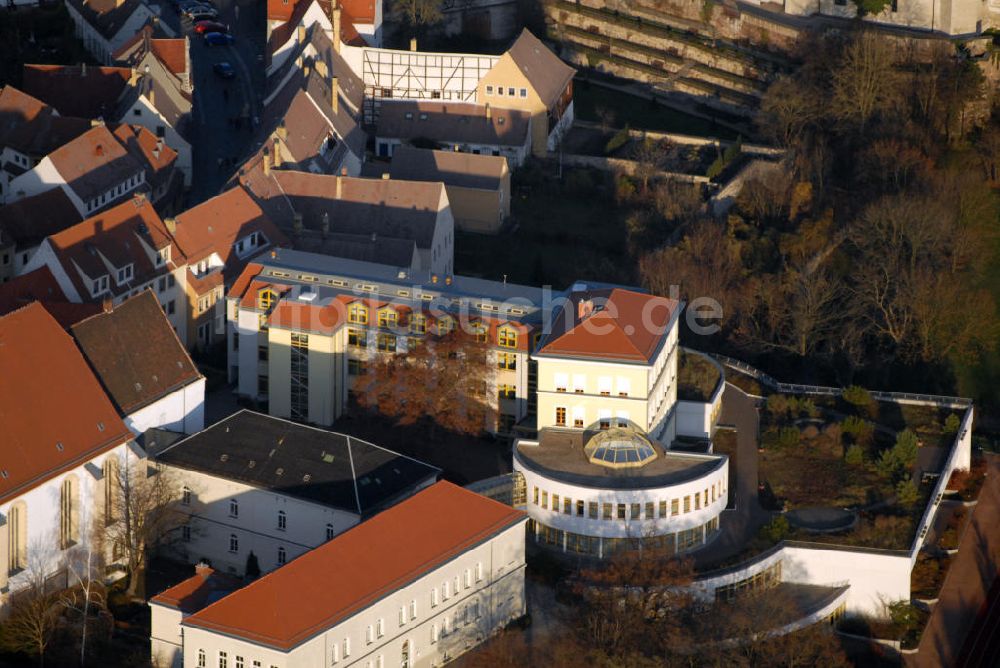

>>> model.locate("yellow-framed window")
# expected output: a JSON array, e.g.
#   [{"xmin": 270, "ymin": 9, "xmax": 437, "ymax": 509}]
[
  {"xmin": 472, "ymin": 322, "xmax": 488, "ymax": 343},
  {"xmin": 258, "ymin": 289, "xmax": 276, "ymax": 310},
  {"xmin": 497, "ymin": 352, "xmax": 517, "ymax": 370},
  {"xmin": 410, "ymin": 314, "xmax": 426, "ymax": 334},
  {"xmin": 348, "ymin": 302, "xmax": 368, "ymax": 324},
  {"xmin": 378, "ymin": 308, "xmax": 397, "ymax": 328},
  {"xmin": 436, "ymin": 317, "xmax": 454, "ymax": 336},
  {"xmin": 498, "ymin": 326, "xmax": 517, "ymax": 348}
]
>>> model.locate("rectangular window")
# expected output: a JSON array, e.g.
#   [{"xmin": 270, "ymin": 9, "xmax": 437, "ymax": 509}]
[
  {"xmin": 258, "ymin": 345, "xmax": 268, "ymax": 362},
  {"xmin": 498, "ymin": 352, "xmax": 517, "ymax": 369},
  {"xmin": 684, "ymin": 496, "xmax": 691, "ymax": 513},
  {"xmin": 376, "ymin": 333, "xmax": 396, "ymax": 352},
  {"xmin": 671, "ymin": 499, "xmax": 679, "ymax": 516},
  {"xmin": 236, "ymin": 657, "xmax": 244, "ymax": 668},
  {"xmin": 589, "ymin": 501, "xmax": 598, "ymax": 519},
  {"xmin": 578, "ymin": 500, "xmax": 585, "ymax": 516},
  {"xmin": 555, "ymin": 407, "xmax": 566, "ymax": 426},
  {"xmin": 348, "ymin": 358, "xmax": 368, "ymax": 376},
  {"xmin": 508, "ymin": 87, "xmax": 515, "ymax": 96},
  {"xmin": 533, "ymin": 486, "xmax": 539, "ymax": 505},
  {"xmin": 378, "ymin": 309, "xmax": 397, "ymax": 328},
  {"xmin": 645, "ymin": 502, "xmax": 654, "ymax": 519},
  {"xmin": 551, "ymin": 494, "xmax": 559, "ymax": 512},
  {"xmin": 343, "ymin": 638, "xmax": 350, "ymax": 657},
  {"xmin": 541, "ymin": 491, "xmax": 548, "ymax": 509},
  {"xmin": 520, "ymin": 88, "xmax": 527, "ymax": 97},
  {"xmin": 617, "ymin": 503, "xmax": 626, "ymax": 520},
  {"xmin": 660, "ymin": 500, "xmax": 668, "ymax": 518},
  {"xmin": 348, "ymin": 328, "xmax": 367, "ymax": 347},
  {"xmin": 432, "ymin": 587, "xmax": 439, "ymax": 607},
  {"xmin": 602, "ymin": 503, "xmax": 612, "ymax": 520},
  {"xmin": 219, "ymin": 651, "xmax": 227, "ymax": 668},
  {"xmin": 348, "ymin": 303, "xmax": 368, "ymax": 324},
  {"xmin": 476, "ymin": 562, "xmax": 483, "ymax": 581},
  {"xmin": 631, "ymin": 503, "xmax": 641, "ymax": 519},
  {"xmin": 695, "ymin": 494, "xmax": 701, "ymax": 511},
  {"xmin": 399, "ymin": 606, "xmax": 406, "ymax": 625},
  {"xmin": 366, "ymin": 625, "xmax": 373, "ymax": 644},
  {"xmin": 410, "ymin": 599, "xmax": 417, "ymax": 618},
  {"xmin": 554, "ymin": 373, "xmax": 568, "ymax": 392},
  {"xmin": 564, "ymin": 498, "xmax": 572, "ymax": 514},
  {"xmin": 486, "ymin": 85, "xmax": 494, "ymax": 95}
]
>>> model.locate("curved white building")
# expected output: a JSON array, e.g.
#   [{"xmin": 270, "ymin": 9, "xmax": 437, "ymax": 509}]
[{"xmin": 514, "ymin": 427, "xmax": 727, "ymax": 558}]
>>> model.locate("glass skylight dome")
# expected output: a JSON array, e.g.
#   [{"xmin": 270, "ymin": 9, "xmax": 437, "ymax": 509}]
[{"xmin": 584, "ymin": 428, "xmax": 658, "ymax": 469}]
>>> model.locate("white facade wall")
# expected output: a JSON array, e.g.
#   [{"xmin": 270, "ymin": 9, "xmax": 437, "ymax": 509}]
[
  {"xmin": 3, "ymin": 157, "xmax": 80, "ymax": 210},
  {"xmin": 150, "ymin": 603, "xmax": 184, "ymax": 668},
  {"xmin": 180, "ymin": 520, "xmax": 527, "ymax": 668},
  {"xmin": 514, "ymin": 450, "xmax": 728, "ymax": 540},
  {"xmin": 676, "ymin": 401, "xmax": 714, "ymax": 439},
  {"xmin": 159, "ymin": 466, "xmax": 362, "ymax": 575},
  {"xmin": 781, "ymin": 546, "xmax": 911, "ymax": 616},
  {"xmin": 268, "ymin": 2, "xmax": 331, "ymax": 76},
  {"xmin": 124, "ymin": 377, "xmax": 206, "ymax": 437},
  {"xmin": 22, "ymin": 239, "xmax": 83, "ymax": 301},
  {"xmin": 0, "ymin": 443, "xmax": 136, "ymax": 608},
  {"xmin": 425, "ymin": 189, "xmax": 454, "ymax": 276},
  {"xmin": 67, "ymin": 4, "xmax": 157, "ymax": 65},
  {"xmin": 783, "ymin": 0, "xmax": 988, "ymax": 34}
]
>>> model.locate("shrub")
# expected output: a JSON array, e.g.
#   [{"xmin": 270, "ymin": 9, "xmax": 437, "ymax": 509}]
[
  {"xmin": 893, "ymin": 430, "xmax": 920, "ymax": 470},
  {"xmin": 896, "ymin": 479, "xmax": 920, "ymax": 507},
  {"xmin": 799, "ymin": 398, "xmax": 820, "ymax": 418},
  {"xmin": 943, "ymin": 413, "xmax": 961, "ymax": 435},
  {"xmin": 876, "ymin": 449, "xmax": 900, "ymax": 479},
  {"xmin": 778, "ymin": 426, "xmax": 800, "ymax": 448},
  {"xmin": 843, "ymin": 385, "xmax": 876, "ymax": 416},
  {"xmin": 842, "ymin": 415, "xmax": 874, "ymax": 447},
  {"xmin": 845, "ymin": 444, "xmax": 865, "ymax": 466},
  {"xmin": 767, "ymin": 394, "xmax": 792, "ymax": 419},
  {"xmin": 604, "ymin": 123, "xmax": 631, "ymax": 154},
  {"xmin": 706, "ymin": 155, "xmax": 725, "ymax": 179},
  {"xmin": 760, "ymin": 515, "xmax": 790, "ymax": 543}
]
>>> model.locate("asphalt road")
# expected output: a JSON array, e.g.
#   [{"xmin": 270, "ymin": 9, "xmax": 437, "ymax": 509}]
[{"xmin": 158, "ymin": 0, "xmax": 265, "ymax": 204}]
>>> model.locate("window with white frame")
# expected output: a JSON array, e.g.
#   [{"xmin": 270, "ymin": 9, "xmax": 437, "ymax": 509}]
[
  {"xmin": 476, "ymin": 562, "xmax": 483, "ymax": 582},
  {"xmin": 554, "ymin": 372, "xmax": 568, "ymax": 392},
  {"xmin": 432, "ymin": 587, "xmax": 438, "ymax": 607},
  {"xmin": 182, "ymin": 486, "xmax": 191, "ymax": 505},
  {"xmin": 277, "ymin": 510, "xmax": 286, "ymax": 530},
  {"xmin": 117, "ymin": 264, "xmax": 133, "ymax": 284},
  {"xmin": 218, "ymin": 650, "xmax": 227, "ymax": 668},
  {"xmin": 598, "ymin": 376, "xmax": 613, "ymax": 396},
  {"xmin": 228, "ymin": 534, "xmax": 238, "ymax": 553},
  {"xmin": 431, "ymin": 623, "xmax": 439, "ymax": 643},
  {"xmin": 399, "ymin": 606, "xmax": 406, "ymax": 625},
  {"xmin": 326, "ymin": 523, "xmax": 335, "ymax": 541},
  {"xmin": 410, "ymin": 599, "xmax": 417, "ymax": 618},
  {"xmin": 198, "ymin": 650, "xmax": 206, "ymax": 667},
  {"xmin": 464, "ymin": 569, "xmax": 471, "ymax": 588},
  {"xmin": 277, "ymin": 546, "xmax": 286, "ymax": 565},
  {"xmin": 616, "ymin": 377, "xmax": 631, "ymax": 397},
  {"xmin": 229, "ymin": 499, "xmax": 238, "ymax": 517},
  {"xmin": 376, "ymin": 617, "xmax": 384, "ymax": 638},
  {"xmin": 366, "ymin": 625, "xmax": 374, "ymax": 644},
  {"xmin": 343, "ymin": 637, "xmax": 350, "ymax": 657}
]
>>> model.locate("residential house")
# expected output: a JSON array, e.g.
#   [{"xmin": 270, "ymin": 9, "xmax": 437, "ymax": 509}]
[
  {"xmin": 71, "ymin": 291, "xmax": 206, "ymax": 436},
  {"xmin": 389, "ymin": 147, "xmax": 510, "ymax": 234},
  {"xmin": 267, "ymin": 0, "xmax": 366, "ymax": 75},
  {"xmin": 5, "ymin": 123, "xmax": 180, "ymax": 216},
  {"xmin": 0, "ymin": 303, "xmax": 140, "ymax": 612},
  {"xmin": 23, "ymin": 195, "xmax": 190, "ymax": 342},
  {"xmin": 0, "ymin": 188, "xmax": 83, "ymax": 281},
  {"xmin": 239, "ymin": 168, "xmax": 453, "ymax": 275},
  {"xmin": 164, "ymin": 481, "xmax": 526, "ymax": 668},
  {"xmin": 23, "ymin": 43, "xmax": 194, "ymax": 187},
  {"xmin": 154, "ymin": 411, "xmax": 440, "ymax": 578},
  {"xmin": 258, "ymin": 22, "xmax": 366, "ymax": 179},
  {"xmin": 168, "ymin": 187, "xmax": 288, "ymax": 349},
  {"xmin": 65, "ymin": 0, "xmax": 165, "ymax": 65},
  {"xmin": 0, "ymin": 86, "xmax": 91, "ymax": 201},
  {"xmin": 226, "ymin": 250, "xmax": 538, "ymax": 431},
  {"xmin": 476, "ymin": 29, "xmax": 575, "ymax": 156},
  {"xmin": 0, "ymin": 266, "xmax": 100, "ymax": 326},
  {"xmin": 374, "ymin": 100, "xmax": 531, "ymax": 167}
]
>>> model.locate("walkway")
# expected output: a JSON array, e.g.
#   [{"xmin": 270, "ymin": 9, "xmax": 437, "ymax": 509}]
[
  {"xmin": 908, "ymin": 453, "xmax": 1000, "ymax": 667},
  {"xmin": 692, "ymin": 382, "xmax": 773, "ymax": 569}
]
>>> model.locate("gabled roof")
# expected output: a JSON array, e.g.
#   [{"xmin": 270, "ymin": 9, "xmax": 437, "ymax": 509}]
[
  {"xmin": 0, "ymin": 266, "xmax": 100, "ymax": 327},
  {"xmin": 266, "ymin": 0, "xmax": 363, "ymax": 60},
  {"xmin": 0, "ymin": 302, "xmax": 131, "ymax": 505},
  {"xmin": 0, "ymin": 86, "xmax": 91, "ymax": 158},
  {"xmin": 150, "ymin": 565, "xmax": 243, "ymax": 614},
  {"xmin": 241, "ymin": 169, "xmax": 445, "ymax": 249},
  {"xmin": 504, "ymin": 29, "xmax": 575, "ymax": 109},
  {"xmin": 111, "ymin": 124, "xmax": 178, "ymax": 192},
  {"xmin": 171, "ymin": 186, "xmax": 288, "ymax": 282},
  {"xmin": 390, "ymin": 146, "xmax": 508, "ymax": 191},
  {"xmin": 21, "ymin": 64, "xmax": 132, "ymax": 119},
  {"xmin": 46, "ymin": 195, "xmax": 179, "ymax": 301},
  {"xmin": 71, "ymin": 291, "xmax": 201, "ymax": 415},
  {"xmin": 66, "ymin": 0, "xmax": 147, "ymax": 41},
  {"xmin": 538, "ymin": 287, "xmax": 680, "ymax": 363},
  {"xmin": 46, "ymin": 124, "xmax": 144, "ymax": 203},
  {"xmin": 182, "ymin": 481, "xmax": 523, "ymax": 650},
  {"xmin": 156, "ymin": 410, "xmax": 440, "ymax": 514},
  {"xmin": 0, "ymin": 187, "xmax": 83, "ymax": 249},
  {"xmin": 375, "ymin": 100, "xmax": 530, "ymax": 147}
]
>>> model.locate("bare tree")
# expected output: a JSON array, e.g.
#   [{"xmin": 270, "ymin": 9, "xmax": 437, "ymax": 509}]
[
  {"xmin": 631, "ymin": 136, "xmax": 670, "ymax": 195},
  {"xmin": 830, "ymin": 30, "xmax": 901, "ymax": 132},
  {"xmin": 0, "ymin": 541, "xmax": 63, "ymax": 666},
  {"xmin": 100, "ymin": 456, "xmax": 181, "ymax": 599},
  {"xmin": 397, "ymin": 0, "xmax": 441, "ymax": 28},
  {"xmin": 60, "ymin": 524, "xmax": 108, "ymax": 667}
]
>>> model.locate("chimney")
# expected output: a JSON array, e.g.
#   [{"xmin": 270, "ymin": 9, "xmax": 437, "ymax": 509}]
[
  {"xmin": 297, "ymin": 25, "xmax": 306, "ymax": 45},
  {"xmin": 90, "ymin": 118, "xmax": 104, "ymax": 128},
  {"xmin": 331, "ymin": 3, "xmax": 341, "ymax": 53},
  {"xmin": 81, "ymin": 62, "xmax": 87, "ymax": 77},
  {"xmin": 195, "ymin": 561, "xmax": 211, "ymax": 576},
  {"xmin": 381, "ymin": 173, "xmax": 390, "ymax": 180},
  {"xmin": 335, "ymin": 175, "xmax": 342, "ymax": 199},
  {"xmin": 273, "ymin": 139, "xmax": 282, "ymax": 169},
  {"xmin": 129, "ymin": 67, "xmax": 140, "ymax": 86},
  {"xmin": 410, "ymin": 37, "xmax": 418, "ymax": 51},
  {"xmin": 102, "ymin": 297, "xmax": 113, "ymax": 313},
  {"xmin": 276, "ymin": 118, "xmax": 287, "ymax": 142},
  {"xmin": 485, "ymin": 103, "xmax": 491, "ymax": 120},
  {"xmin": 183, "ymin": 36, "xmax": 193, "ymax": 92},
  {"xmin": 340, "ymin": 167, "xmax": 348, "ymax": 176},
  {"xmin": 577, "ymin": 299, "xmax": 594, "ymax": 322},
  {"xmin": 330, "ymin": 76, "xmax": 339, "ymax": 115},
  {"xmin": 315, "ymin": 59, "xmax": 328, "ymax": 79},
  {"xmin": 164, "ymin": 217, "xmax": 177, "ymax": 234},
  {"xmin": 263, "ymin": 147, "xmax": 271, "ymax": 176}
]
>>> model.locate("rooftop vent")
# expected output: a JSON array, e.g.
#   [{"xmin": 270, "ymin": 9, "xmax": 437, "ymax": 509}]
[
  {"xmin": 220, "ymin": 454, "xmax": 229, "ymax": 462},
  {"xmin": 276, "ymin": 467, "xmax": 284, "ymax": 476},
  {"xmin": 298, "ymin": 291, "xmax": 317, "ymax": 302},
  {"xmin": 56, "ymin": 442, "xmax": 64, "ymax": 451}
]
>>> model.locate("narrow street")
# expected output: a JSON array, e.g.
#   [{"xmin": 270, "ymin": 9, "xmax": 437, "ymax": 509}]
[{"xmin": 161, "ymin": 0, "xmax": 265, "ymax": 204}]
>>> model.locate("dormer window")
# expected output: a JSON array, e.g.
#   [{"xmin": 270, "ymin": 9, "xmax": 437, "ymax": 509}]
[
  {"xmin": 377, "ymin": 307, "xmax": 397, "ymax": 328},
  {"xmin": 258, "ymin": 289, "xmax": 276, "ymax": 310},
  {"xmin": 436, "ymin": 316, "xmax": 454, "ymax": 336},
  {"xmin": 155, "ymin": 246, "xmax": 170, "ymax": 267},
  {"xmin": 91, "ymin": 275, "xmax": 109, "ymax": 297},
  {"xmin": 498, "ymin": 325, "xmax": 517, "ymax": 348},
  {"xmin": 410, "ymin": 314, "xmax": 426, "ymax": 334},
  {"xmin": 471, "ymin": 321, "xmax": 487, "ymax": 343},
  {"xmin": 348, "ymin": 302, "xmax": 368, "ymax": 324},
  {"xmin": 116, "ymin": 264, "xmax": 133, "ymax": 284}
]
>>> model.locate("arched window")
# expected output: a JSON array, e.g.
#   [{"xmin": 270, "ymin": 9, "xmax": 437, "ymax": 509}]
[
  {"xmin": 277, "ymin": 510, "xmax": 286, "ymax": 530},
  {"xmin": 197, "ymin": 649, "xmax": 206, "ymax": 668},
  {"xmin": 103, "ymin": 457, "xmax": 119, "ymax": 525},
  {"xmin": 60, "ymin": 476, "xmax": 79, "ymax": 549},
  {"xmin": 7, "ymin": 501, "xmax": 26, "ymax": 574},
  {"xmin": 229, "ymin": 499, "xmax": 238, "ymax": 518},
  {"xmin": 277, "ymin": 546, "xmax": 286, "ymax": 565},
  {"xmin": 228, "ymin": 534, "xmax": 239, "ymax": 553},
  {"xmin": 326, "ymin": 523, "xmax": 335, "ymax": 541}
]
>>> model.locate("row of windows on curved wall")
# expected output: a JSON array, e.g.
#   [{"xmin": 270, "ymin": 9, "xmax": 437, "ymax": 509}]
[
  {"xmin": 530, "ymin": 481, "xmax": 726, "ymax": 521},
  {"xmin": 529, "ymin": 517, "xmax": 721, "ymax": 558}
]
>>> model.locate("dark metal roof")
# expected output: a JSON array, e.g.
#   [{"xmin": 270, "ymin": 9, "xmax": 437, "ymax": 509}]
[{"xmin": 157, "ymin": 410, "xmax": 440, "ymax": 515}]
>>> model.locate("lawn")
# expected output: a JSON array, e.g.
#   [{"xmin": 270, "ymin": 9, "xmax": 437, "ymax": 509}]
[
  {"xmin": 678, "ymin": 348, "xmax": 721, "ymax": 401},
  {"xmin": 573, "ymin": 78, "xmax": 741, "ymax": 140},
  {"xmin": 454, "ymin": 165, "xmax": 636, "ymax": 289}
]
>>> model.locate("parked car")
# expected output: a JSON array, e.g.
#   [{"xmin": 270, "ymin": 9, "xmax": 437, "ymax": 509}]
[
  {"xmin": 213, "ymin": 62, "xmax": 236, "ymax": 79},
  {"xmin": 194, "ymin": 20, "xmax": 228, "ymax": 34},
  {"xmin": 183, "ymin": 4, "xmax": 217, "ymax": 19},
  {"xmin": 204, "ymin": 32, "xmax": 235, "ymax": 46}
]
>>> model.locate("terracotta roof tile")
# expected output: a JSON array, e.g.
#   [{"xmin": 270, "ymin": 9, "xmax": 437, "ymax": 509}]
[
  {"xmin": 183, "ymin": 481, "xmax": 524, "ymax": 649},
  {"xmin": 71, "ymin": 291, "xmax": 201, "ymax": 415},
  {"xmin": 0, "ymin": 187, "xmax": 83, "ymax": 248},
  {"xmin": 0, "ymin": 267, "xmax": 68, "ymax": 316},
  {"xmin": 0, "ymin": 86, "xmax": 92, "ymax": 157},
  {"xmin": 21, "ymin": 64, "xmax": 131, "ymax": 119},
  {"xmin": 268, "ymin": 300, "xmax": 343, "ymax": 334},
  {"xmin": 539, "ymin": 288, "xmax": 679, "ymax": 363},
  {"xmin": 226, "ymin": 262, "xmax": 265, "ymax": 299},
  {"xmin": 376, "ymin": 100, "xmax": 530, "ymax": 147},
  {"xmin": 151, "ymin": 39, "xmax": 188, "ymax": 77},
  {"xmin": 0, "ymin": 303, "xmax": 131, "ymax": 505},
  {"xmin": 151, "ymin": 566, "xmax": 243, "ymax": 614},
  {"xmin": 46, "ymin": 124, "xmax": 143, "ymax": 203}
]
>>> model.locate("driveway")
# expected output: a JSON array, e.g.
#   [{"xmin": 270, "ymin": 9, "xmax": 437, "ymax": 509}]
[
  {"xmin": 908, "ymin": 453, "xmax": 1000, "ymax": 667},
  {"xmin": 162, "ymin": 0, "xmax": 265, "ymax": 204},
  {"xmin": 692, "ymin": 382, "xmax": 773, "ymax": 570}
]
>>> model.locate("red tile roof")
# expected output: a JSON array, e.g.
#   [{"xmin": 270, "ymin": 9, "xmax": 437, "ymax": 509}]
[
  {"xmin": 226, "ymin": 262, "xmax": 265, "ymax": 300},
  {"xmin": 0, "ymin": 267, "xmax": 100, "ymax": 327},
  {"xmin": 268, "ymin": 300, "xmax": 344, "ymax": 334},
  {"xmin": 46, "ymin": 195, "xmax": 179, "ymax": 301},
  {"xmin": 21, "ymin": 64, "xmax": 131, "ymax": 119},
  {"xmin": 0, "ymin": 86, "xmax": 91, "ymax": 157},
  {"xmin": 151, "ymin": 565, "xmax": 243, "ymax": 614},
  {"xmin": 46, "ymin": 124, "xmax": 143, "ymax": 203},
  {"xmin": 183, "ymin": 481, "xmax": 524, "ymax": 650},
  {"xmin": 0, "ymin": 303, "xmax": 131, "ymax": 505},
  {"xmin": 151, "ymin": 39, "xmax": 188, "ymax": 77},
  {"xmin": 539, "ymin": 288, "xmax": 679, "ymax": 363}
]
